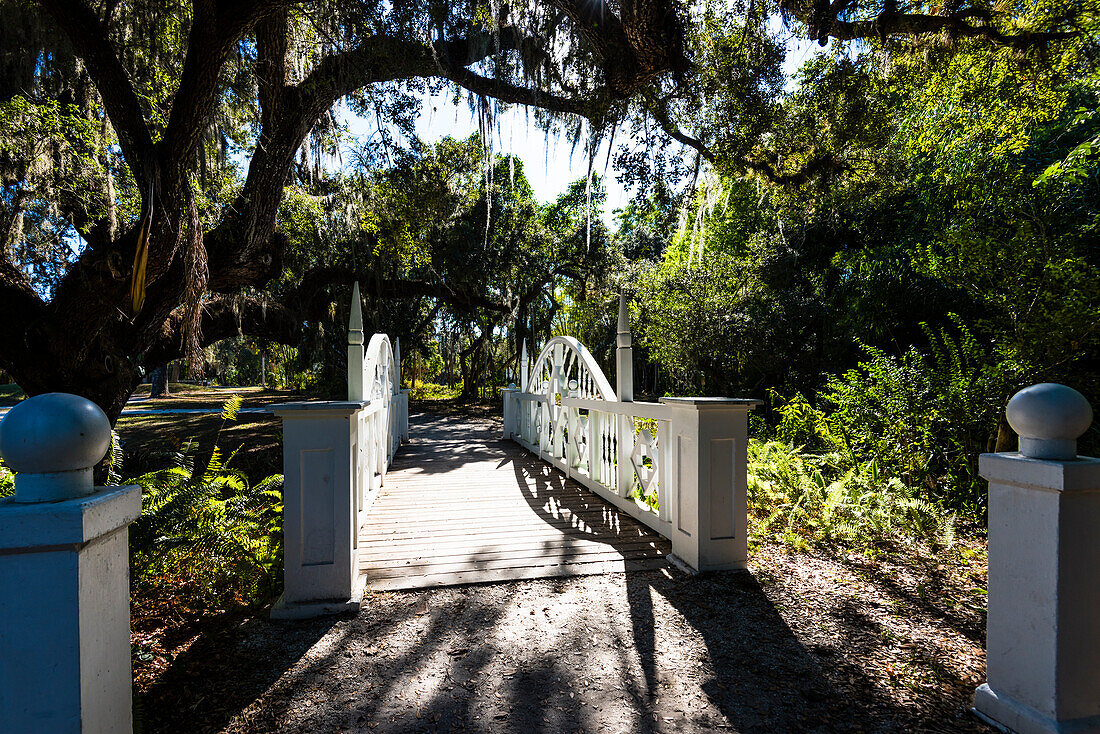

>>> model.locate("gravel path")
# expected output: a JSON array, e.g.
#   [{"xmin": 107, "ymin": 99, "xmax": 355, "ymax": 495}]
[{"xmin": 139, "ymin": 542, "xmax": 991, "ymax": 734}]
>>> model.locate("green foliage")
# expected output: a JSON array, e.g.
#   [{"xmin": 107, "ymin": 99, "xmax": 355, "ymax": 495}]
[
  {"xmin": 129, "ymin": 398, "xmax": 282, "ymax": 606},
  {"xmin": 621, "ymin": 23, "xmax": 1100, "ymax": 534},
  {"xmin": 771, "ymin": 326, "xmax": 1015, "ymax": 514},
  {"xmin": 748, "ymin": 439, "xmax": 955, "ymax": 553},
  {"xmin": 0, "ymin": 458, "xmax": 12, "ymax": 499},
  {"xmin": 408, "ymin": 382, "xmax": 462, "ymax": 401}
]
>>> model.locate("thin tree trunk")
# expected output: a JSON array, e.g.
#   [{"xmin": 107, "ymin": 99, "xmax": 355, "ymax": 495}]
[{"xmin": 151, "ymin": 364, "xmax": 170, "ymax": 398}]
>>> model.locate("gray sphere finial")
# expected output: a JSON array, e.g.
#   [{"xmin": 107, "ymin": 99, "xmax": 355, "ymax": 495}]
[
  {"xmin": 1006, "ymin": 383, "xmax": 1093, "ymax": 461},
  {"xmin": 0, "ymin": 393, "xmax": 112, "ymax": 502}
]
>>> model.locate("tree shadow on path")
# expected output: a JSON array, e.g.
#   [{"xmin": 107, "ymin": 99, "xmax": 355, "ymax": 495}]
[{"xmin": 138, "ymin": 410, "xmax": 991, "ymax": 733}]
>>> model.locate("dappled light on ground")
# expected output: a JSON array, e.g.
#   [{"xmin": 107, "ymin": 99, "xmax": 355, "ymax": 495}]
[
  {"xmin": 138, "ymin": 547, "xmax": 990, "ymax": 734},
  {"xmin": 359, "ymin": 412, "xmax": 668, "ymax": 589}
]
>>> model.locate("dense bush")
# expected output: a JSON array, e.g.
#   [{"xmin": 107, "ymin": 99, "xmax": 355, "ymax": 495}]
[
  {"xmin": 129, "ymin": 397, "xmax": 283, "ymax": 607},
  {"xmin": 747, "ymin": 440, "xmax": 955, "ymax": 554},
  {"xmin": 793, "ymin": 328, "xmax": 1016, "ymax": 514}
]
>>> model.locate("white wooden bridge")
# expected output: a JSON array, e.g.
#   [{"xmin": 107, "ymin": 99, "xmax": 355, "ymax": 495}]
[{"xmin": 270, "ymin": 287, "xmax": 757, "ymax": 617}]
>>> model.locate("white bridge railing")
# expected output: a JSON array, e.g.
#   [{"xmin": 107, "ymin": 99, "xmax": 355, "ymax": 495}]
[
  {"xmin": 269, "ymin": 282, "xmax": 408, "ymax": 618},
  {"xmin": 503, "ymin": 296, "xmax": 759, "ymax": 573}
]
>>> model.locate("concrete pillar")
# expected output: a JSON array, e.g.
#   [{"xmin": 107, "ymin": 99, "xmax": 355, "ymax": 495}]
[
  {"xmin": 501, "ymin": 386, "xmax": 518, "ymax": 440},
  {"xmin": 269, "ymin": 401, "xmax": 367, "ymax": 619},
  {"xmin": 398, "ymin": 389, "xmax": 410, "ymax": 442},
  {"xmin": 974, "ymin": 383, "xmax": 1100, "ymax": 734},
  {"xmin": 659, "ymin": 397, "xmax": 760, "ymax": 573},
  {"xmin": 0, "ymin": 393, "xmax": 141, "ymax": 734},
  {"xmin": 393, "ymin": 337, "xmax": 402, "ymax": 391}
]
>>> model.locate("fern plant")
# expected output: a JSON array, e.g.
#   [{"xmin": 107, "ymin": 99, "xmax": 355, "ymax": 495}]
[
  {"xmin": 131, "ymin": 443, "xmax": 283, "ymax": 605},
  {"xmin": 130, "ymin": 395, "xmax": 283, "ymax": 606},
  {"xmin": 748, "ymin": 439, "xmax": 956, "ymax": 554}
]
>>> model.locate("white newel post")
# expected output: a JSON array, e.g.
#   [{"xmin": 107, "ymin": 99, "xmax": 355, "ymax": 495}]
[
  {"xmin": 616, "ymin": 294, "xmax": 634, "ymax": 498},
  {"xmin": 502, "ymin": 385, "xmax": 518, "ymax": 440},
  {"xmin": 0, "ymin": 393, "xmax": 141, "ymax": 734},
  {"xmin": 660, "ymin": 397, "xmax": 760, "ymax": 573},
  {"xmin": 973, "ymin": 383, "xmax": 1100, "ymax": 734},
  {"xmin": 270, "ymin": 401, "xmax": 367, "ymax": 619}
]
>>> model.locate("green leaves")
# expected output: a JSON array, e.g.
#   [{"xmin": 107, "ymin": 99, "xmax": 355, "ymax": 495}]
[
  {"xmin": 130, "ymin": 442, "xmax": 283, "ymax": 606},
  {"xmin": 747, "ymin": 438, "xmax": 957, "ymax": 553},
  {"xmin": 130, "ymin": 393, "xmax": 281, "ymax": 606},
  {"xmin": 220, "ymin": 393, "xmax": 243, "ymax": 422}
]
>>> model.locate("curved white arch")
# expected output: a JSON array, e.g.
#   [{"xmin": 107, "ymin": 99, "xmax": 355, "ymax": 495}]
[
  {"xmin": 364, "ymin": 333, "xmax": 398, "ymax": 400},
  {"xmin": 527, "ymin": 336, "xmax": 617, "ymax": 402}
]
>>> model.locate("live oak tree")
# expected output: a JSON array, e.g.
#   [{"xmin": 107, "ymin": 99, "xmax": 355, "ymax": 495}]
[{"xmin": 0, "ymin": 0, "xmax": 1084, "ymax": 420}]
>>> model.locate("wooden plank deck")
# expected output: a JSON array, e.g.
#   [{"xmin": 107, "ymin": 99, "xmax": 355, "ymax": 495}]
[{"xmin": 358, "ymin": 411, "xmax": 670, "ymax": 591}]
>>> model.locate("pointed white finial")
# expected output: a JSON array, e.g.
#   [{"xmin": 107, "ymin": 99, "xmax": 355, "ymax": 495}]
[
  {"xmin": 617, "ymin": 292, "xmax": 630, "ymax": 338},
  {"xmin": 349, "ymin": 281, "xmax": 364, "ymax": 345},
  {"xmin": 520, "ymin": 340, "xmax": 529, "ymax": 392},
  {"xmin": 348, "ymin": 282, "xmax": 366, "ymax": 401}
]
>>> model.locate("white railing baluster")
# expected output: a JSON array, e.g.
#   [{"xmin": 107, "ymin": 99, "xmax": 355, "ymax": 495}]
[{"xmin": 504, "ymin": 314, "xmax": 760, "ymax": 574}]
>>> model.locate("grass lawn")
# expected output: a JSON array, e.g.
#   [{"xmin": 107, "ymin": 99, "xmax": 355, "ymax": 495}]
[
  {"xmin": 129, "ymin": 382, "xmax": 309, "ymax": 411},
  {"xmin": 116, "ymin": 412, "xmax": 284, "ymax": 481}
]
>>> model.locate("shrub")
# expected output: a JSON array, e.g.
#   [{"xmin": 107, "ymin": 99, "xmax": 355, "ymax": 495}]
[
  {"xmin": 409, "ymin": 382, "xmax": 462, "ymax": 400},
  {"xmin": 768, "ymin": 321, "xmax": 1016, "ymax": 517},
  {"xmin": 129, "ymin": 396, "xmax": 283, "ymax": 607},
  {"xmin": 130, "ymin": 444, "xmax": 283, "ymax": 606},
  {"xmin": 747, "ymin": 439, "xmax": 955, "ymax": 553},
  {"xmin": 0, "ymin": 459, "xmax": 12, "ymax": 498}
]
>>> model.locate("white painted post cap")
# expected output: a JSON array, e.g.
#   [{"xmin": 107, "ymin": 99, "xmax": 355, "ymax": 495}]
[
  {"xmin": 0, "ymin": 393, "xmax": 112, "ymax": 502},
  {"xmin": 1006, "ymin": 383, "xmax": 1093, "ymax": 460}
]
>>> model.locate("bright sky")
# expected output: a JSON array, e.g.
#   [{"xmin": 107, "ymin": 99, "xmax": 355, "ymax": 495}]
[{"xmin": 343, "ymin": 17, "xmax": 824, "ymax": 228}]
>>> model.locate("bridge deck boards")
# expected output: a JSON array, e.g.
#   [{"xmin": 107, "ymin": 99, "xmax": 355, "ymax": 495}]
[{"xmin": 358, "ymin": 412, "xmax": 670, "ymax": 591}]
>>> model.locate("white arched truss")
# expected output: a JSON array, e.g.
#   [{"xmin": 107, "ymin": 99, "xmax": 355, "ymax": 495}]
[
  {"xmin": 512, "ymin": 334, "xmax": 671, "ymax": 531},
  {"xmin": 526, "ymin": 336, "xmax": 617, "ymax": 403},
  {"xmin": 350, "ymin": 330, "xmax": 407, "ymax": 517}
]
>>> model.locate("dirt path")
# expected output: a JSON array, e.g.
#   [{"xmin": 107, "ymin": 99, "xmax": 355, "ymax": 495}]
[
  {"xmin": 134, "ymin": 402, "xmax": 990, "ymax": 733},
  {"xmin": 138, "ymin": 541, "xmax": 990, "ymax": 734}
]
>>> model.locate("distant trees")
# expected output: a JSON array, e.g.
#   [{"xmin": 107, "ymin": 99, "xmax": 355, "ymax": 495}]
[{"xmin": 0, "ymin": 0, "xmax": 1087, "ymax": 419}]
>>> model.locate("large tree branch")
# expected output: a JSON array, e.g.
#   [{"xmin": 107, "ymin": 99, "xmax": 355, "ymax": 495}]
[
  {"xmin": 144, "ymin": 295, "xmax": 304, "ymax": 366},
  {"xmin": 36, "ymin": 0, "xmax": 155, "ymax": 181},
  {"xmin": 442, "ymin": 66, "xmax": 593, "ymax": 117},
  {"xmin": 145, "ymin": 270, "xmax": 511, "ymax": 365},
  {"xmin": 0, "ymin": 262, "xmax": 48, "ymax": 379},
  {"xmin": 781, "ymin": 0, "xmax": 1078, "ymax": 48},
  {"xmin": 206, "ymin": 25, "xmax": 590, "ymax": 292},
  {"xmin": 162, "ymin": 0, "xmax": 288, "ymax": 179},
  {"xmin": 550, "ymin": 0, "xmax": 690, "ymax": 95}
]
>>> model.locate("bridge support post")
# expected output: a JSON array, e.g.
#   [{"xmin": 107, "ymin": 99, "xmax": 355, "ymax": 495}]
[
  {"xmin": 660, "ymin": 397, "xmax": 760, "ymax": 573},
  {"xmin": 398, "ymin": 389, "xmax": 410, "ymax": 442},
  {"xmin": 501, "ymin": 387, "xmax": 518, "ymax": 440},
  {"xmin": 269, "ymin": 401, "xmax": 368, "ymax": 619},
  {"xmin": 974, "ymin": 384, "xmax": 1100, "ymax": 734}
]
